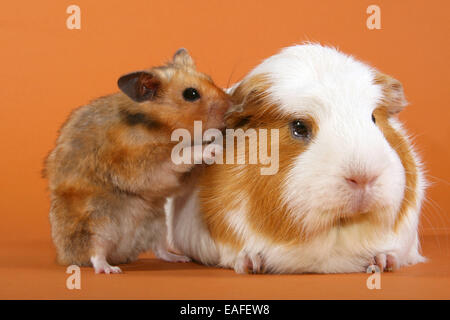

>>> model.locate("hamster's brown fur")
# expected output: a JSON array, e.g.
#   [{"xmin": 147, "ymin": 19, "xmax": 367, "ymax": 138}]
[{"xmin": 44, "ymin": 49, "xmax": 230, "ymax": 273}]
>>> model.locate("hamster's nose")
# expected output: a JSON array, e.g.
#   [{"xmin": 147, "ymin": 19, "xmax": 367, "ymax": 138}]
[{"xmin": 345, "ymin": 174, "xmax": 378, "ymax": 189}]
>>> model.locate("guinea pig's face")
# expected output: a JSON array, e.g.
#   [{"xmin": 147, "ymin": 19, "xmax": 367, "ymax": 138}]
[
  {"xmin": 228, "ymin": 45, "xmax": 415, "ymax": 235},
  {"xmin": 118, "ymin": 49, "xmax": 230, "ymax": 138}
]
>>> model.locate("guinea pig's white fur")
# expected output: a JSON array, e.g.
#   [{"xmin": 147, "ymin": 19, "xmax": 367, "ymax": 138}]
[{"xmin": 167, "ymin": 44, "xmax": 426, "ymax": 273}]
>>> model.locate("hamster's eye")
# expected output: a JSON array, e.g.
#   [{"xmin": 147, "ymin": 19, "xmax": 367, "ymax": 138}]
[
  {"xmin": 372, "ymin": 113, "xmax": 376, "ymax": 124},
  {"xmin": 290, "ymin": 120, "xmax": 310, "ymax": 140},
  {"xmin": 182, "ymin": 88, "xmax": 201, "ymax": 102}
]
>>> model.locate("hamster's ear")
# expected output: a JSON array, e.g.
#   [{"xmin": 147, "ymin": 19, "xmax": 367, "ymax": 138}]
[
  {"xmin": 375, "ymin": 72, "xmax": 408, "ymax": 114},
  {"xmin": 118, "ymin": 71, "xmax": 161, "ymax": 102},
  {"xmin": 173, "ymin": 48, "xmax": 195, "ymax": 68}
]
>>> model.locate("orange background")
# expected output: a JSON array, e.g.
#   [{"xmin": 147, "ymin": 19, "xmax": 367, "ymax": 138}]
[{"xmin": 0, "ymin": 0, "xmax": 448, "ymax": 299}]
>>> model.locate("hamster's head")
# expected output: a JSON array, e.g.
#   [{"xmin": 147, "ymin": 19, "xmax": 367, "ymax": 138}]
[
  {"xmin": 226, "ymin": 44, "xmax": 420, "ymax": 236},
  {"xmin": 117, "ymin": 48, "xmax": 230, "ymax": 137}
]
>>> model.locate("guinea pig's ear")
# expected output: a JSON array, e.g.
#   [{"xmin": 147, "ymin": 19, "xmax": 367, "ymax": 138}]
[
  {"xmin": 225, "ymin": 74, "xmax": 271, "ymax": 128},
  {"xmin": 374, "ymin": 72, "xmax": 408, "ymax": 114},
  {"xmin": 117, "ymin": 71, "xmax": 161, "ymax": 102},
  {"xmin": 172, "ymin": 48, "xmax": 196, "ymax": 69}
]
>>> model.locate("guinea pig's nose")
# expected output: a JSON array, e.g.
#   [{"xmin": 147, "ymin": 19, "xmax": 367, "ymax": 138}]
[{"xmin": 345, "ymin": 174, "xmax": 378, "ymax": 189}]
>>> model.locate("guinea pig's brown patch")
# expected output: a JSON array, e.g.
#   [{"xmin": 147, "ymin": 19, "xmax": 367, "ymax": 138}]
[
  {"xmin": 372, "ymin": 107, "xmax": 418, "ymax": 232},
  {"xmin": 198, "ymin": 167, "xmax": 244, "ymax": 249},
  {"xmin": 241, "ymin": 116, "xmax": 311, "ymax": 244}
]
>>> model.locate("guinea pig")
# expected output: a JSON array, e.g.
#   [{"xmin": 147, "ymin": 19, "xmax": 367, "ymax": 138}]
[
  {"xmin": 44, "ymin": 48, "xmax": 230, "ymax": 274},
  {"xmin": 168, "ymin": 44, "xmax": 426, "ymax": 274}
]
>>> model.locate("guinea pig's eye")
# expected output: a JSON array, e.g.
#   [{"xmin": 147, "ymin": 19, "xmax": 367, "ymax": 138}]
[
  {"xmin": 182, "ymin": 88, "xmax": 201, "ymax": 102},
  {"xmin": 371, "ymin": 113, "xmax": 376, "ymax": 124},
  {"xmin": 290, "ymin": 120, "xmax": 311, "ymax": 140}
]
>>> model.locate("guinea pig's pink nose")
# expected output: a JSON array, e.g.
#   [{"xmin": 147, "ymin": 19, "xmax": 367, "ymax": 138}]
[{"xmin": 345, "ymin": 174, "xmax": 378, "ymax": 188}]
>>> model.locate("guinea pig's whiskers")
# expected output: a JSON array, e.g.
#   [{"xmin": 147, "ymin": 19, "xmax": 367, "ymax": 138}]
[
  {"xmin": 426, "ymin": 174, "xmax": 450, "ymax": 186},
  {"xmin": 397, "ymin": 190, "xmax": 448, "ymax": 257},
  {"xmin": 420, "ymin": 208, "xmax": 445, "ymax": 255},
  {"xmin": 422, "ymin": 197, "xmax": 449, "ymax": 254}
]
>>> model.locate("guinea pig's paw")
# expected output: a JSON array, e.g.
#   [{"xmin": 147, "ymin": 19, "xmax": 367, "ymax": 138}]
[
  {"xmin": 370, "ymin": 253, "xmax": 398, "ymax": 272},
  {"xmin": 202, "ymin": 143, "xmax": 223, "ymax": 164},
  {"xmin": 234, "ymin": 251, "xmax": 265, "ymax": 274}
]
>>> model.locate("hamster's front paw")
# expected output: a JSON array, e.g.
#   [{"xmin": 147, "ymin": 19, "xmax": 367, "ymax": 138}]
[
  {"xmin": 234, "ymin": 251, "xmax": 265, "ymax": 274},
  {"xmin": 368, "ymin": 253, "xmax": 398, "ymax": 272}
]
